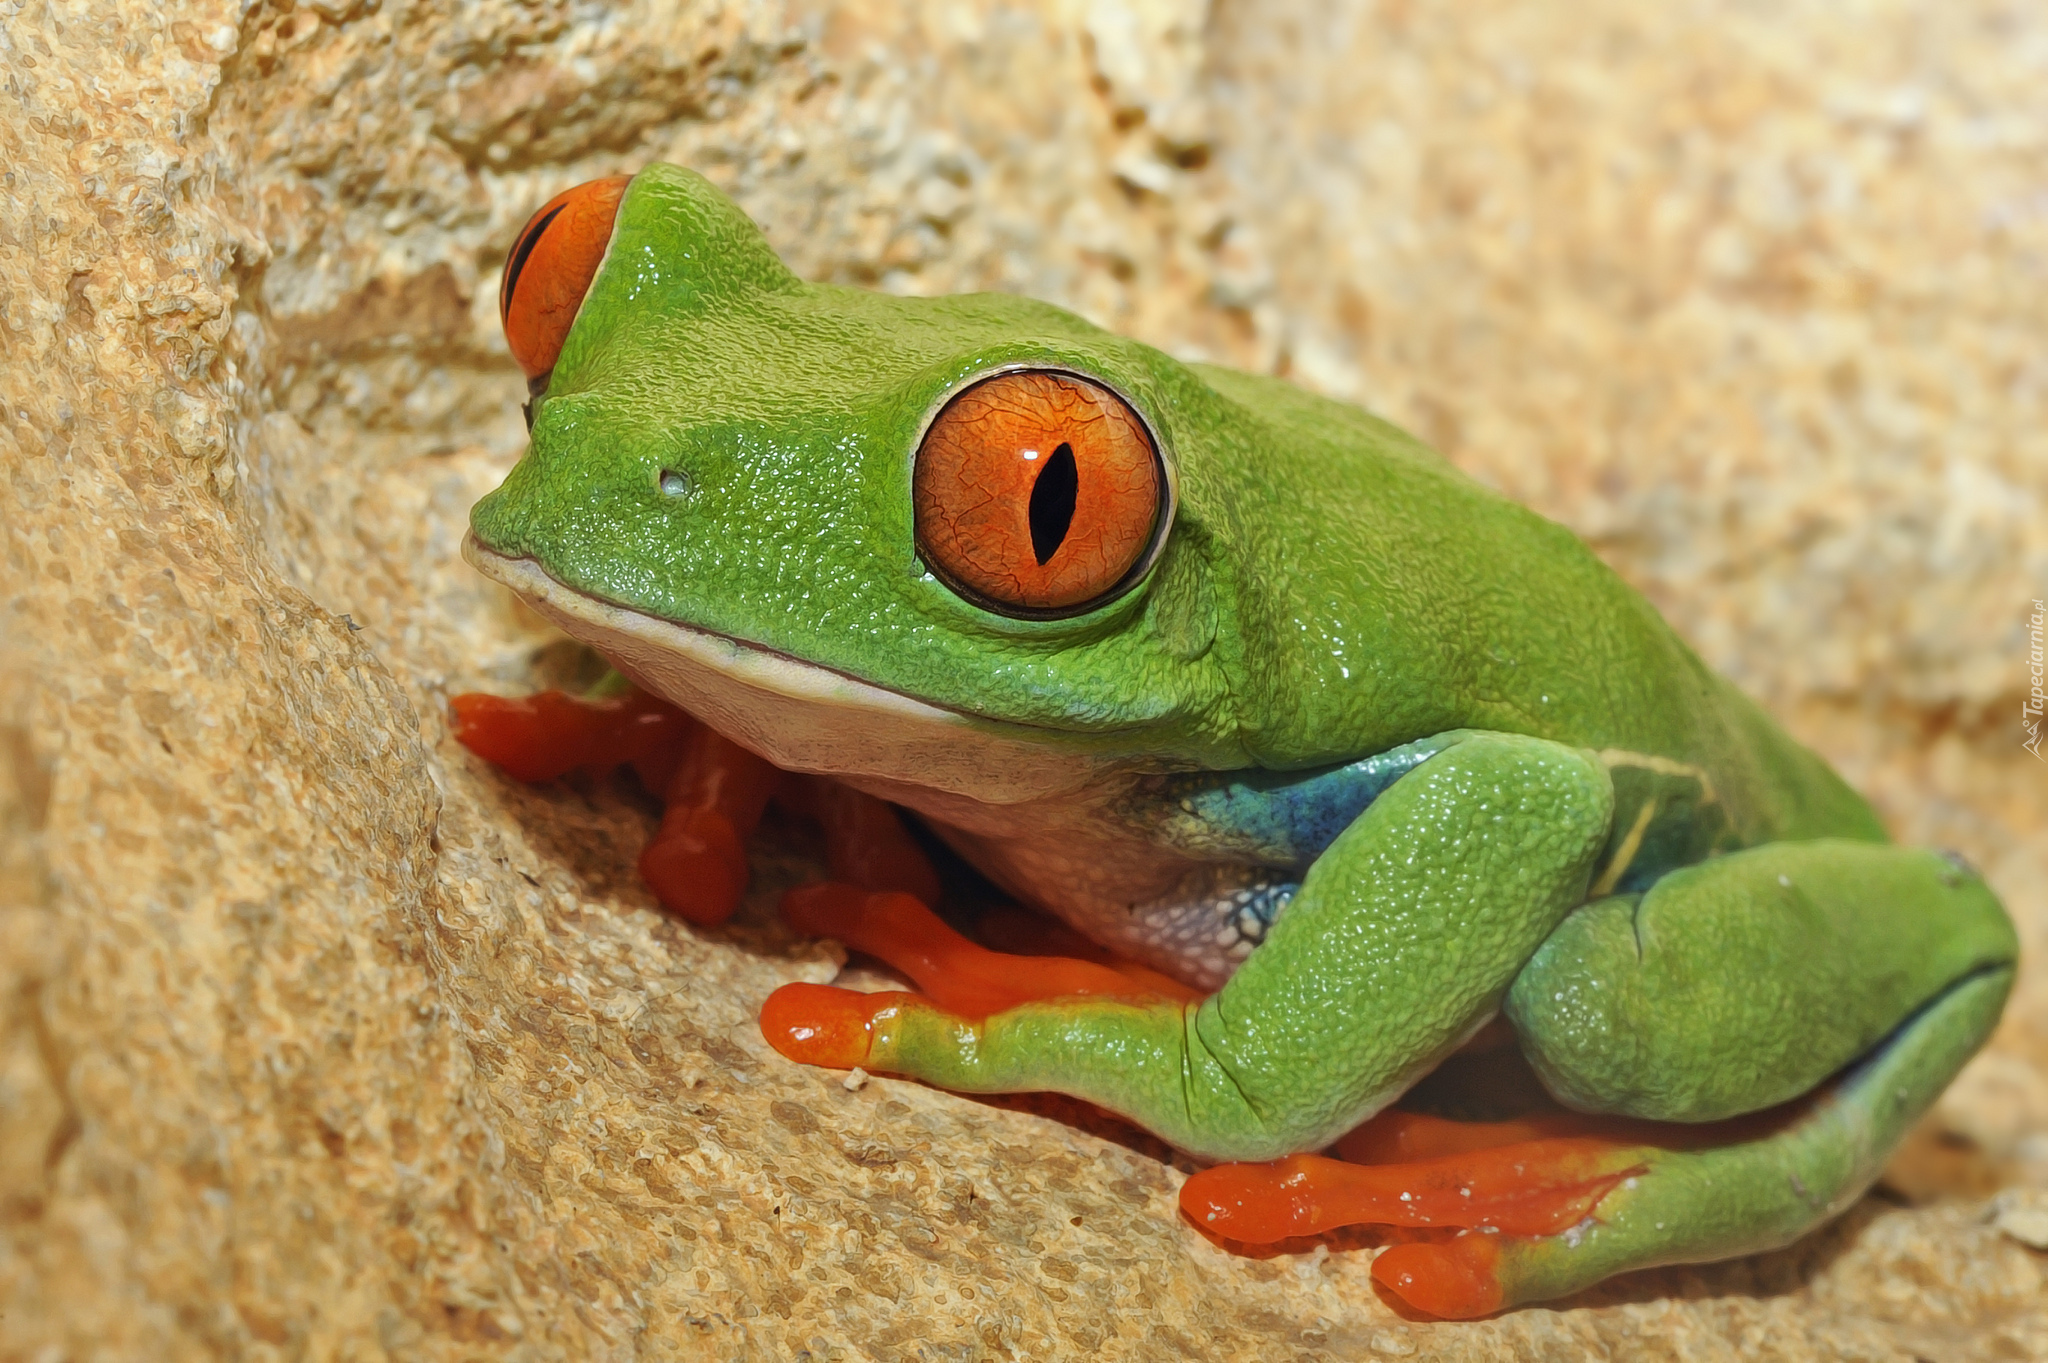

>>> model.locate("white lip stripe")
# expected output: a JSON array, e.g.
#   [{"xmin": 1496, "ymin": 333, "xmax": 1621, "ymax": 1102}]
[
  {"xmin": 462, "ymin": 533, "xmax": 1122, "ymax": 805},
  {"xmin": 468, "ymin": 535, "xmax": 957, "ymax": 720}
]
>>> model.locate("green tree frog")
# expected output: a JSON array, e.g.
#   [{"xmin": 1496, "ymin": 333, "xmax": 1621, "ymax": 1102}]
[{"xmin": 462, "ymin": 164, "xmax": 2017, "ymax": 1317}]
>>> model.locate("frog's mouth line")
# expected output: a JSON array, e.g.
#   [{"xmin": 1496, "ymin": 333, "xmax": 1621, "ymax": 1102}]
[
  {"xmin": 465, "ymin": 533, "xmax": 964, "ymax": 723},
  {"xmin": 462, "ymin": 533, "xmax": 1127, "ymax": 806}
]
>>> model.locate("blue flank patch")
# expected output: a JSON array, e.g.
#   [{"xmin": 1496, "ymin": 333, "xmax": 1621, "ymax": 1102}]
[{"xmin": 1143, "ymin": 731, "xmax": 1466, "ymax": 870}]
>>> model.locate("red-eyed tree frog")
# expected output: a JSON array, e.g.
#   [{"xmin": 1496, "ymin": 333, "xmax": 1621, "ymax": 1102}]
[{"xmin": 457, "ymin": 164, "xmax": 2017, "ymax": 1317}]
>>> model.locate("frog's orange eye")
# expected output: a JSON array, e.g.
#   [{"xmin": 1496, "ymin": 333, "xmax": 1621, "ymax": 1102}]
[
  {"xmin": 913, "ymin": 370, "xmax": 1167, "ymax": 617},
  {"xmin": 499, "ymin": 175, "xmax": 631, "ymax": 383}
]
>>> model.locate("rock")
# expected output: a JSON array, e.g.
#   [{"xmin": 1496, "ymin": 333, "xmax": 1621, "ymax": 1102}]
[
  {"xmin": 1991, "ymin": 1191, "xmax": 2048, "ymax": 1253},
  {"xmin": 2, "ymin": 1, "xmax": 2042, "ymax": 1358}
]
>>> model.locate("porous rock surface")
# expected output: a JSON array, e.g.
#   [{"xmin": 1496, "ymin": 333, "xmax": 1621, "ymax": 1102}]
[{"xmin": 3, "ymin": 1, "xmax": 2045, "ymax": 1358}]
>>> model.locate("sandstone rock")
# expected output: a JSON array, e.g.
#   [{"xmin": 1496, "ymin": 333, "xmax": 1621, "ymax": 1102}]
[{"xmin": 2, "ymin": 1, "xmax": 2042, "ymax": 1358}]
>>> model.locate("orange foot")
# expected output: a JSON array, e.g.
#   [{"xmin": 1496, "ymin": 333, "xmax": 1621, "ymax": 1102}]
[
  {"xmin": 639, "ymin": 724, "xmax": 784, "ymax": 925},
  {"xmin": 1371, "ymin": 1237, "xmax": 1510, "ymax": 1320},
  {"xmin": 452, "ymin": 685, "xmax": 779, "ymax": 925},
  {"xmin": 776, "ymin": 777, "xmax": 943, "ymax": 907},
  {"xmin": 1181, "ymin": 1112, "xmax": 1651, "ymax": 1319},
  {"xmin": 758, "ymin": 980, "xmax": 924, "ymax": 1069},
  {"xmin": 450, "ymin": 686, "xmax": 694, "ymax": 784}
]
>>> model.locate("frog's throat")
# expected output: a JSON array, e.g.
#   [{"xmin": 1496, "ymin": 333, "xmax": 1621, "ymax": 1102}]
[{"xmin": 463, "ymin": 535, "xmax": 1126, "ymax": 806}]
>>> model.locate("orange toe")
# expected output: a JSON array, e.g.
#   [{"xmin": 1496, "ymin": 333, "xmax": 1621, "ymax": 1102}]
[
  {"xmin": 760, "ymin": 982, "xmax": 919, "ymax": 1068},
  {"xmin": 1335, "ymin": 1108, "xmax": 1612, "ymax": 1164},
  {"xmin": 1371, "ymin": 1237, "xmax": 1506, "ymax": 1319},
  {"xmin": 1182, "ymin": 1139, "xmax": 1643, "ymax": 1243},
  {"xmin": 639, "ymin": 806, "xmax": 749, "ymax": 925},
  {"xmin": 451, "ymin": 687, "xmax": 693, "ymax": 783},
  {"xmin": 798, "ymin": 778, "xmax": 944, "ymax": 906},
  {"xmin": 780, "ymin": 882, "xmax": 1188, "ymax": 1017}
]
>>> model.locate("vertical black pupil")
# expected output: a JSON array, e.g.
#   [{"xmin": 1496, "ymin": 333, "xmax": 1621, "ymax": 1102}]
[
  {"xmin": 1028, "ymin": 442, "xmax": 1079, "ymax": 566},
  {"xmin": 502, "ymin": 203, "xmax": 565, "ymax": 322}
]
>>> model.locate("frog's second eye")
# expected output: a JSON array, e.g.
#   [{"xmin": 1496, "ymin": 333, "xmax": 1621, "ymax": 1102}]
[
  {"xmin": 499, "ymin": 175, "xmax": 631, "ymax": 383},
  {"xmin": 914, "ymin": 370, "xmax": 1166, "ymax": 617}
]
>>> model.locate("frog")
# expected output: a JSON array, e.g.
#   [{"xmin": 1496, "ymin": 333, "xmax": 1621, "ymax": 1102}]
[{"xmin": 461, "ymin": 162, "xmax": 2017, "ymax": 1317}]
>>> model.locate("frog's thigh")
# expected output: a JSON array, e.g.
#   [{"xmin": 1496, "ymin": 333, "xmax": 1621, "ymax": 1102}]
[{"xmin": 1507, "ymin": 840, "xmax": 2019, "ymax": 1122}]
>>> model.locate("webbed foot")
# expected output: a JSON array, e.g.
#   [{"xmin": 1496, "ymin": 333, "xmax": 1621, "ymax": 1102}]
[{"xmin": 1181, "ymin": 1111, "xmax": 1654, "ymax": 1318}]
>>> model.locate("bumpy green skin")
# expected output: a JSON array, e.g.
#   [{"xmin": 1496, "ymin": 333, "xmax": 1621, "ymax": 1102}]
[
  {"xmin": 471, "ymin": 164, "xmax": 2019, "ymax": 1303},
  {"xmin": 471, "ymin": 165, "xmax": 1876, "ymax": 824},
  {"xmin": 1509, "ymin": 842, "xmax": 2018, "ymax": 1123}
]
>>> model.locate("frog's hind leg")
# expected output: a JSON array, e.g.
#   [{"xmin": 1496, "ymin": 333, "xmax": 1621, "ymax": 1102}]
[
  {"xmin": 1188, "ymin": 839, "xmax": 2016, "ymax": 1317},
  {"xmin": 1184, "ymin": 959, "xmax": 2011, "ymax": 1318},
  {"xmin": 1506, "ymin": 840, "xmax": 2016, "ymax": 1125},
  {"xmin": 1383, "ymin": 961, "xmax": 2011, "ymax": 1316},
  {"xmin": 1401, "ymin": 839, "xmax": 2016, "ymax": 1317}
]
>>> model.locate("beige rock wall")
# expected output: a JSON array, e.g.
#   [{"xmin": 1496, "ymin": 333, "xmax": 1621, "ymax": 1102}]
[{"xmin": 2, "ymin": 1, "xmax": 2043, "ymax": 1358}]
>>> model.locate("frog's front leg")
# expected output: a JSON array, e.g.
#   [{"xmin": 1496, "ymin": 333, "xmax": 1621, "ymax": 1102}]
[{"xmin": 762, "ymin": 732, "xmax": 1614, "ymax": 1161}]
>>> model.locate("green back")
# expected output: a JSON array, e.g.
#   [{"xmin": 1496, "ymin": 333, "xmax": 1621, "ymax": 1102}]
[{"xmin": 471, "ymin": 163, "xmax": 1883, "ymax": 853}]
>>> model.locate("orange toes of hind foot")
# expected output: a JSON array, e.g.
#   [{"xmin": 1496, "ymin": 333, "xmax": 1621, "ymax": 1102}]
[
  {"xmin": 1371, "ymin": 1237, "xmax": 1506, "ymax": 1320},
  {"xmin": 1179, "ymin": 1157, "xmax": 1324, "ymax": 1243},
  {"xmin": 760, "ymin": 982, "xmax": 922, "ymax": 1069},
  {"xmin": 791, "ymin": 777, "xmax": 944, "ymax": 906},
  {"xmin": 1179, "ymin": 1121, "xmax": 1638, "ymax": 1252},
  {"xmin": 1182, "ymin": 1141, "xmax": 1637, "ymax": 1244},
  {"xmin": 1182, "ymin": 1127, "xmax": 1656, "ymax": 1320}
]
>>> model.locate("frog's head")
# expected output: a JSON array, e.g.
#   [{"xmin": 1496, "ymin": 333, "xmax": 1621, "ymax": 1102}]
[{"xmin": 468, "ymin": 163, "xmax": 1246, "ymax": 804}]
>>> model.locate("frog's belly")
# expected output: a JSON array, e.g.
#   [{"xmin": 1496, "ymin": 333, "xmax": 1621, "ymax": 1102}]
[
  {"xmin": 937, "ymin": 824, "xmax": 1295, "ymax": 991},
  {"xmin": 841, "ymin": 773, "xmax": 1295, "ymax": 992}
]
